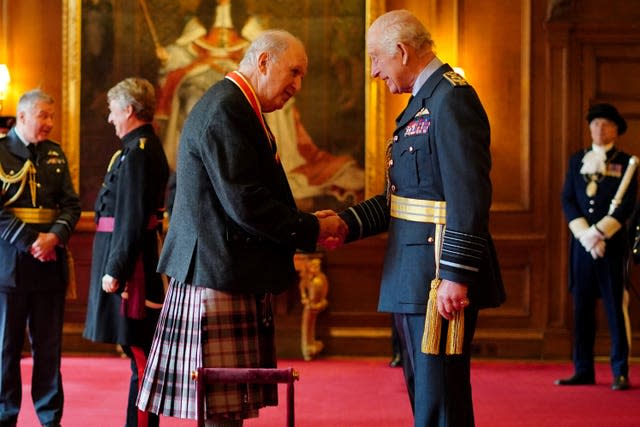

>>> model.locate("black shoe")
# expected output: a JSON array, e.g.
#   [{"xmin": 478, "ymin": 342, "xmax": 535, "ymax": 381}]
[
  {"xmin": 554, "ymin": 374, "xmax": 595, "ymax": 386},
  {"xmin": 612, "ymin": 376, "xmax": 630, "ymax": 390},
  {"xmin": 389, "ymin": 353, "xmax": 402, "ymax": 368}
]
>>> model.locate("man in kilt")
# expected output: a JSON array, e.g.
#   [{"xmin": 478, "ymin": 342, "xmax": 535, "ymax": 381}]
[{"xmin": 136, "ymin": 30, "xmax": 346, "ymax": 426}]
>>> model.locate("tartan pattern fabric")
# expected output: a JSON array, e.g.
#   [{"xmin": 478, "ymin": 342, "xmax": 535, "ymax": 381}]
[{"xmin": 137, "ymin": 279, "xmax": 277, "ymax": 421}]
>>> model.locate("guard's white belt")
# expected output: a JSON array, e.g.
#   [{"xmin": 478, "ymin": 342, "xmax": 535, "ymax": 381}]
[{"xmin": 390, "ymin": 195, "xmax": 446, "ymax": 224}]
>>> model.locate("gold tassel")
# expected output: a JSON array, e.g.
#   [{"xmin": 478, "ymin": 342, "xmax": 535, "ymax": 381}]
[
  {"xmin": 445, "ymin": 309, "xmax": 465, "ymax": 355},
  {"xmin": 65, "ymin": 247, "xmax": 77, "ymax": 300},
  {"xmin": 421, "ymin": 278, "xmax": 442, "ymax": 354}
]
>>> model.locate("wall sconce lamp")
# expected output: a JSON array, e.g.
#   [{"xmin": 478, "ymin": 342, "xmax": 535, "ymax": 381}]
[{"xmin": 0, "ymin": 63, "xmax": 10, "ymax": 113}]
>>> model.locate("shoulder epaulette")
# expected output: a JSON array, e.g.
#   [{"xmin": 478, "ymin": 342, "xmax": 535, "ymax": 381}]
[
  {"xmin": 138, "ymin": 137, "xmax": 147, "ymax": 150},
  {"xmin": 443, "ymin": 71, "xmax": 469, "ymax": 87}
]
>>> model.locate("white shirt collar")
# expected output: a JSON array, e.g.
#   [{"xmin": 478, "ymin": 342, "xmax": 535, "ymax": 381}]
[
  {"xmin": 591, "ymin": 143, "xmax": 614, "ymax": 155},
  {"xmin": 412, "ymin": 56, "xmax": 443, "ymax": 96},
  {"xmin": 13, "ymin": 127, "xmax": 31, "ymax": 146}
]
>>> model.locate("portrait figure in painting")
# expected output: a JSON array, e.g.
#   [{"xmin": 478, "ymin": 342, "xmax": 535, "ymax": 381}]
[{"xmin": 80, "ymin": 0, "xmax": 366, "ymax": 211}]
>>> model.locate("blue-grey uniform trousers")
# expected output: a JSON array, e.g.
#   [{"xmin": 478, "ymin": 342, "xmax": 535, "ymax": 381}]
[{"xmin": 394, "ymin": 308, "xmax": 478, "ymax": 427}]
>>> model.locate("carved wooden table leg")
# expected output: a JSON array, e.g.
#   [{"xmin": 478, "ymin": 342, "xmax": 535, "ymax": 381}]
[{"xmin": 295, "ymin": 253, "xmax": 329, "ymax": 361}]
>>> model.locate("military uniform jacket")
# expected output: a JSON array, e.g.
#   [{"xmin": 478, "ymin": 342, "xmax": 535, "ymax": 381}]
[
  {"xmin": 83, "ymin": 124, "xmax": 169, "ymax": 344},
  {"xmin": 157, "ymin": 78, "xmax": 319, "ymax": 294},
  {"xmin": 0, "ymin": 128, "xmax": 81, "ymax": 290},
  {"xmin": 340, "ymin": 63, "xmax": 505, "ymax": 314},
  {"xmin": 561, "ymin": 147, "xmax": 637, "ymax": 281}
]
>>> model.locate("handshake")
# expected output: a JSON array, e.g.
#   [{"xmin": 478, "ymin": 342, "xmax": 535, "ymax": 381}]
[{"xmin": 314, "ymin": 210, "xmax": 348, "ymax": 250}]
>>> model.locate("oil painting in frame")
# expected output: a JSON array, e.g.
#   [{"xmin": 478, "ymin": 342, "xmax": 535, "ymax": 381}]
[{"xmin": 63, "ymin": 0, "xmax": 386, "ymax": 217}]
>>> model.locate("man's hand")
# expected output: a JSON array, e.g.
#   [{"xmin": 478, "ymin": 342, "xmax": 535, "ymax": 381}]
[
  {"xmin": 29, "ymin": 232, "xmax": 60, "ymax": 262},
  {"xmin": 102, "ymin": 274, "xmax": 120, "ymax": 293},
  {"xmin": 315, "ymin": 210, "xmax": 347, "ymax": 250},
  {"xmin": 436, "ymin": 279, "xmax": 469, "ymax": 320}
]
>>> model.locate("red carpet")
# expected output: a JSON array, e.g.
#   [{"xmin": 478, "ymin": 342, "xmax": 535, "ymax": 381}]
[{"xmin": 14, "ymin": 357, "xmax": 640, "ymax": 426}]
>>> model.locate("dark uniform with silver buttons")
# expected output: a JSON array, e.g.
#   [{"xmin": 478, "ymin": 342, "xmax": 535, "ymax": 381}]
[
  {"xmin": 340, "ymin": 64, "xmax": 505, "ymax": 427},
  {"xmin": 561, "ymin": 146, "xmax": 636, "ymax": 385},
  {"xmin": 0, "ymin": 128, "xmax": 80, "ymax": 426}
]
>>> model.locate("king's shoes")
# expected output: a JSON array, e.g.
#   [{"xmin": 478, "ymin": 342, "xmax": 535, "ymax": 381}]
[
  {"xmin": 554, "ymin": 374, "xmax": 595, "ymax": 386},
  {"xmin": 612, "ymin": 376, "xmax": 630, "ymax": 391}
]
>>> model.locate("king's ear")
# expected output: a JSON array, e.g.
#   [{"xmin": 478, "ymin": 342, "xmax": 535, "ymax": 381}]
[{"xmin": 397, "ymin": 42, "xmax": 410, "ymax": 65}]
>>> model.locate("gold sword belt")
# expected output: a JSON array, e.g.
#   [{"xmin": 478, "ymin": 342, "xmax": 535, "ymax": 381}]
[{"xmin": 390, "ymin": 194, "xmax": 446, "ymax": 224}]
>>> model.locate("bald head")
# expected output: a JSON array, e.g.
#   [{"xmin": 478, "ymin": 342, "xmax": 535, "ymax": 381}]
[{"xmin": 238, "ymin": 29, "xmax": 305, "ymax": 71}]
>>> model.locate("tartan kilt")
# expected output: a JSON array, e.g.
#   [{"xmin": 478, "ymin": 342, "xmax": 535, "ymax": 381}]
[{"xmin": 136, "ymin": 278, "xmax": 277, "ymax": 421}]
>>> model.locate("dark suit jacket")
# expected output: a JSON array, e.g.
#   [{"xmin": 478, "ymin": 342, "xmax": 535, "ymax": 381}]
[
  {"xmin": 341, "ymin": 63, "xmax": 505, "ymax": 314},
  {"xmin": 158, "ymin": 78, "xmax": 319, "ymax": 294},
  {"xmin": 0, "ymin": 128, "xmax": 81, "ymax": 290}
]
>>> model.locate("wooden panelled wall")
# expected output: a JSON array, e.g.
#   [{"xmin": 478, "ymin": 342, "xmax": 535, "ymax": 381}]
[{"xmin": 3, "ymin": 0, "xmax": 640, "ymax": 360}]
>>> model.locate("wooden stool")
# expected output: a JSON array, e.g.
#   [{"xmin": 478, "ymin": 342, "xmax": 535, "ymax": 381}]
[{"xmin": 191, "ymin": 367, "xmax": 299, "ymax": 427}]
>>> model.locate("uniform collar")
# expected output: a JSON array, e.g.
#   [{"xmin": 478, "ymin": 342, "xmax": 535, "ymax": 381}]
[
  {"xmin": 412, "ymin": 56, "xmax": 443, "ymax": 97},
  {"xmin": 120, "ymin": 123, "xmax": 153, "ymax": 148},
  {"xmin": 5, "ymin": 128, "xmax": 32, "ymax": 160},
  {"xmin": 591, "ymin": 142, "xmax": 614, "ymax": 156},
  {"xmin": 13, "ymin": 127, "xmax": 31, "ymax": 147},
  {"xmin": 397, "ymin": 62, "xmax": 452, "ymax": 128}
]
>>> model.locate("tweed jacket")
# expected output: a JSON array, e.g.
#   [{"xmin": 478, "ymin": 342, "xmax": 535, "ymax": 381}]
[
  {"xmin": 340, "ymin": 63, "xmax": 505, "ymax": 314},
  {"xmin": 0, "ymin": 128, "xmax": 81, "ymax": 290},
  {"xmin": 158, "ymin": 78, "xmax": 319, "ymax": 294}
]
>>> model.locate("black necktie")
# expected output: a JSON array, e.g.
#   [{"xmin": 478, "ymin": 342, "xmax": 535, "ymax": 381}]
[
  {"xmin": 28, "ymin": 144, "xmax": 37, "ymax": 161},
  {"xmin": 396, "ymin": 95, "xmax": 415, "ymax": 123}
]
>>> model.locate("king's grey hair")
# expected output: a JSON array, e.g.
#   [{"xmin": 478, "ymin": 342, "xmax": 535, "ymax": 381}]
[{"xmin": 369, "ymin": 10, "xmax": 434, "ymax": 56}]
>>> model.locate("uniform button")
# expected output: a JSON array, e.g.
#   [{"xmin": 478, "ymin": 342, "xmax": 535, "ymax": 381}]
[
  {"xmin": 36, "ymin": 183, "xmax": 41, "ymax": 188},
  {"xmin": 408, "ymin": 146, "xmax": 414, "ymax": 152},
  {"xmin": 56, "ymin": 168, "xmax": 61, "ymax": 173},
  {"xmin": 589, "ymin": 200, "xmax": 595, "ymax": 205},
  {"xmin": 393, "ymin": 135, "xmax": 398, "ymax": 142},
  {"xmin": 588, "ymin": 208, "xmax": 594, "ymax": 213},
  {"xmin": 427, "ymin": 236, "xmax": 434, "ymax": 243},
  {"xmin": 388, "ymin": 159, "xmax": 394, "ymax": 167},
  {"xmin": 390, "ymin": 185, "xmax": 397, "ymax": 192}
]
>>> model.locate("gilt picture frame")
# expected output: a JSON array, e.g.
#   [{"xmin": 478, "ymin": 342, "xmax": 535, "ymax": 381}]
[{"xmin": 63, "ymin": 0, "xmax": 386, "ymax": 216}]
